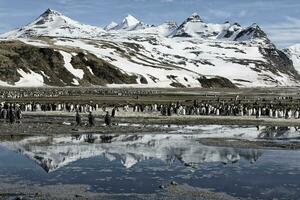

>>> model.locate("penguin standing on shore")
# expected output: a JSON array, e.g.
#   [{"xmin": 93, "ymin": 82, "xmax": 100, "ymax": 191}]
[
  {"xmin": 75, "ymin": 111, "xmax": 81, "ymax": 126},
  {"xmin": 8, "ymin": 106, "xmax": 15, "ymax": 124},
  {"xmin": 88, "ymin": 111, "xmax": 95, "ymax": 127},
  {"xmin": 269, "ymin": 108, "xmax": 273, "ymax": 118},
  {"xmin": 295, "ymin": 109, "xmax": 299, "ymax": 119},
  {"xmin": 104, "ymin": 111, "xmax": 112, "ymax": 126},
  {"xmin": 274, "ymin": 109, "xmax": 278, "ymax": 118},
  {"xmin": 111, "ymin": 107, "xmax": 116, "ymax": 118},
  {"xmin": 15, "ymin": 106, "xmax": 22, "ymax": 123},
  {"xmin": 256, "ymin": 107, "xmax": 261, "ymax": 119}
]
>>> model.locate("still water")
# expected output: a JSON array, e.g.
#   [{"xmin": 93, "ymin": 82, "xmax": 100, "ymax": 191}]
[{"xmin": 0, "ymin": 126, "xmax": 300, "ymax": 199}]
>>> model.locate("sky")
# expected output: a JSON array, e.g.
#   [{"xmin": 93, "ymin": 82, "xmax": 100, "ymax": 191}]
[{"xmin": 0, "ymin": 0, "xmax": 299, "ymax": 48}]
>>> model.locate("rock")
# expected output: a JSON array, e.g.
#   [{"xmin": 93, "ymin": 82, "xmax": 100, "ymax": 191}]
[
  {"xmin": 170, "ymin": 181, "xmax": 178, "ymax": 186},
  {"xmin": 159, "ymin": 185, "xmax": 166, "ymax": 189},
  {"xmin": 62, "ymin": 122, "xmax": 71, "ymax": 126}
]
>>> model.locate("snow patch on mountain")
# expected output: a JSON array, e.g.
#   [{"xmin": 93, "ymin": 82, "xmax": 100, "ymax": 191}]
[
  {"xmin": 16, "ymin": 69, "xmax": 44, "ymax": 87},
  {"xmin": 60, "ymin": 51, "xmax": 84, "ymax": 80},
  {"xmin": 18, "ymin": 38, "xmax": 50, "ymax": 47},
  {"xmin": 156, "ymin": 21, "xmax": 178, "ymax": 36},
  {"xmin": 285, "ymin": 44, "xmax": 300, "ymax": 73},
  {"xmin": 54, "ymin": 39, "xmax": 203, "ymax": 88}
]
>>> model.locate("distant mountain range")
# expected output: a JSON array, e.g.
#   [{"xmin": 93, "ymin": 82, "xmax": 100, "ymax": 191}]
[
  {"xmin": 0, "ymin": 8, "xmax": 299, "ymax": 88},
  {"xmin": 104, "ymin": 14, "xmax": 153, "ymax": 31}
]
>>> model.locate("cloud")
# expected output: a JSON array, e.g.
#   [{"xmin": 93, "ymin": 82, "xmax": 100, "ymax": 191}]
[{"xmin": 264, "ymin": 16, "xmax": 300, "ymax": 48}]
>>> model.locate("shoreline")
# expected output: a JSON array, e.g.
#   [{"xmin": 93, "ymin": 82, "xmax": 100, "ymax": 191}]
[
  {"xmin": 0, "ymin": 182, "xmax": 238, "ymax": 200},
  {"xmin": 1, "ymin": 111, "xmax": 300, "ymax": 150},
  {"xmin": 23, "ymin": 111, "xmax": 300, "ymax": 126},
  {"xmin": 0, "ymin": 111, "xmax": 300, "ymax": 135}
]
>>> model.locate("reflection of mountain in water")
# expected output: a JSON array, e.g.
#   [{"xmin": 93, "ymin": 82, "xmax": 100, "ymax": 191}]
[
  {"xmin": 0, "ymin": 134, "xmax": 262, "ymax": 173},
  {"xmin": 258, "ymin": 127, "xmax": 300, "ymax": 139}
]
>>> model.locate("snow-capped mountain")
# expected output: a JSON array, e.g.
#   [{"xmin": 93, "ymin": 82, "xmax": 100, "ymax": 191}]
[
  {"xmin": 0, "ymin": 134, "xmax": 262, "ymax": 172},
  {"xmin": 234, "ymin": 23, "xmax": 273, "ymax": 48},
  {"xmin": 0, "ymin": 9, "xmax": 299, "ymax": 88},
  {"xmin": 104, "ymin": 21, "xmax": 118, "ymax": 31},
  {"xmin": 171, "ymin": 13, "xmax": 228, "ymax": 38},
  {"xmin": 217, "ymin": 22, "xmax": 243, "ymax": 40},
  {"xmin": 284, "ymin": 44, "xmax": 300, "ymax": 73},
  {"xmin": 172, "ymin": 13, "xmax": 272, "ymax": 46},
  {"xmin": 105, "ymin": 14, "xmax": 151, "ymax": 31},
  {"xmin": 1, "ymin": 9, "xmax": 105, "ymax": 39}
]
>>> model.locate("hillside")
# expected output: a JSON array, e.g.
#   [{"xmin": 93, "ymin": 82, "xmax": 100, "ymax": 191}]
[{"xmin": 0, "ymin": 9, "xmax": 299, "ymax": 88}]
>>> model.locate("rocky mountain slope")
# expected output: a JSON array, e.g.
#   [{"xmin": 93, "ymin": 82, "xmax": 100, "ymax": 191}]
[
  {"xmin": 0, "ymin": 9, "xmax": 299, "ymax": 88},
  {"xmin": 0, "ymin": 40, "xmax": 137, "ymax": 87}
]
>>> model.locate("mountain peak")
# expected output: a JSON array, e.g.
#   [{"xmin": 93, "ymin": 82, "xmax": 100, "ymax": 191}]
[
  {"xmin": 232, "ymin": 22, "xmax": 241, "ymax": 27},
  {"xmin": 234, "ymin": 23, "xmax": 272, "ymax": 46},
  {"xmin": 192, "ymin": 12, "xmax": 200, "ymax": 18},
  {"xmin": 104, "ymin": 21, "xmax": 118, "ymax": 31},
  {"xmin": 186, "ymin": 12, "xmax": 203, "ymax": 23},
  {"xmin": 41, "ymin": 8, "xmax": 62, "ymax": 17},
  {"xmin": 107, "ymin": 14, "xmax": 149, "ymax": 31},
  {"xmin": 249, "ymin": 23, "xmax": 259, "ymax": 29},
  {"xmin": 34, "ymin": 9, "xmax": 65, "ymax": 26},
  {"xmin": 246, "ymin": 23, "xmax": 265, "ymax": 36},
  {"xmin": 123, "ymin": 14, "xmax": 140, "ymax": 27},
  {"xmin": 1, "ymin": 8, "xmax": 105, "ymax": 39}
]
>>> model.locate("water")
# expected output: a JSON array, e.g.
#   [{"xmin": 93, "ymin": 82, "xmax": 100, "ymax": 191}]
[{"xmin": 1, "ymin": 128, "xmax": 300, "ymax": 199}]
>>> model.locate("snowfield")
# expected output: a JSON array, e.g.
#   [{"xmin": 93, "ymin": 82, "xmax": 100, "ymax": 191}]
[
  {"xmin": 16, "ymin": 69, "xmax": 45, "ymax": 87},
  {"xmin": 60, "ymin": 51, "xmax": 84, "ymax": 81}
]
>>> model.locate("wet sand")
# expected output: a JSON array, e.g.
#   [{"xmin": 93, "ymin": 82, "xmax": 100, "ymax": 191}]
[
  {"xmin": 1, "ymin": 111, "xmax": 300, "ymax": 199},
  {"xmin": 199, "ymin": 138, "xmax": 300, "ymax": 150},
  {"xmin": 0, "ymin": 182, "xmax": 238, "ymax": 200},
  {"xmin": 2, "ymin": 88, "xmax": 300, "ymax": 199},
  {"xmin": 1, "ymin": 111, "xmax": 300, "ymax": 136}
]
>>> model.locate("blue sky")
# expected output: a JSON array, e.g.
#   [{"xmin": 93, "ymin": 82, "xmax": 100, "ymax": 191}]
[{"xmin": 0, "ymin": 0, "xmax": 300, "ymax": 48}]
